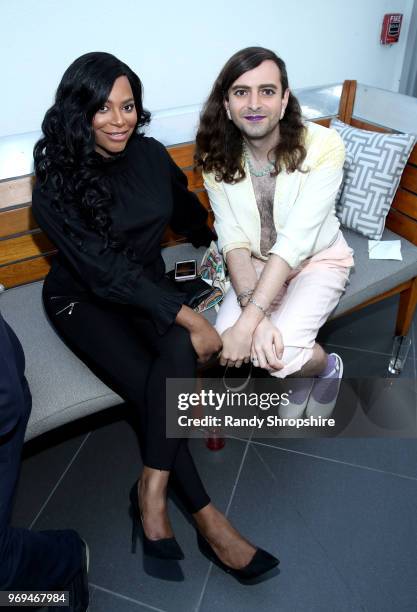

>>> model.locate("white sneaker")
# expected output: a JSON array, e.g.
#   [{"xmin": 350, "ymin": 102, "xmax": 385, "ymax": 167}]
[{"xmin": 305, "ymin": 353, "xmax": 343, "ymax": 419}]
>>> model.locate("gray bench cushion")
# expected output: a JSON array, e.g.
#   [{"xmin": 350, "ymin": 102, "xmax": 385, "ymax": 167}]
[
  {"xmin": 333, "ymin": 228, "xmax": 417, "ymax": 317},
  {"xmin": 0, "ymin": 244, "xmax": 209, "ymax": 440},
  {"xmin": 1, "ymin": 237, "xmax": 416, "ymax": 440},
  {"xmin": 2, "ymin": 279, "xmax": 121, "ymax": 440}
]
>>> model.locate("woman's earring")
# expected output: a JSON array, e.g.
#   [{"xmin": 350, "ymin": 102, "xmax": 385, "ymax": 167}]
[
  {"xmin": 226, "ymin": 108, "xmax": 232, "ymax": 120},
  {"xmin": 280, "ymin": 109, "xmax": 285, "ymax": 120}
]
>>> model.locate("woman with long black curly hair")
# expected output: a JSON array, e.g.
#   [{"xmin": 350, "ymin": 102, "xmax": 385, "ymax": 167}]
[{"xmin": 33, "ymin": 52, "xmax": 279, "ymax": 581}]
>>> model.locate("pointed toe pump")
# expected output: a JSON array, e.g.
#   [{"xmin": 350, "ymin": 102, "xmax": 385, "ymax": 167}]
[
  {"xmin": 197, "ymin": 532, "xmax": 279, "ymax": 582},
  {"xmin": 129, "ymin": 482, "xmax": 184, "ymax": 560}
]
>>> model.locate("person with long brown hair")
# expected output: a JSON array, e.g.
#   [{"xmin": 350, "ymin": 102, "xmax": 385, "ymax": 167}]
[{"xmin": 196, "ymin": 47, "xmax": 354, "ymax": 417}]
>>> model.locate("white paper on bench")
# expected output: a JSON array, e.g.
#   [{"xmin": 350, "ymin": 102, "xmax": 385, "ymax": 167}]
[{"xmin": 368, "ymin": 240, "xmax": 402, "ymax": 260}]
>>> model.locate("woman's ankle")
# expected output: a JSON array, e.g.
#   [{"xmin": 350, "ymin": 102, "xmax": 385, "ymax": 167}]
[
  {"xmin": 193, "ymin": 505, "xmax": 245, "ymax": 543},
  {"xmin": 140, "ymin": 467, "xmax": 169, "ymax": 498},
  {"xmin": 194, "ymin": 507, "xmax": 257, "ymax": 568},
  {"xmin": 138, "ymin": 473, "xmax": 174, "ymax": 539},
  {"xmin": 141, "ymin": 466, "xmax": 169, "ymax": 487},
  {"xmin": 193, "ymin": 503, "xmax": 220, "ymax": 530}
]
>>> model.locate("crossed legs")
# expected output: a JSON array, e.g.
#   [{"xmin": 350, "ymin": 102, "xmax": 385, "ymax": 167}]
[
  {"xmin": 43, "ymin": 291, "xmax": 258, "ymax": 569},
  {"xmin": 216, "ymin": 262, "xmax": 350, "ymax": 378}
]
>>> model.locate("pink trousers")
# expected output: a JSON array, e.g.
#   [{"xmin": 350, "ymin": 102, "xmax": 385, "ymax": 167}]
[{"xmin": 215, "ymin": 231, "xmax": 354, "ymax": 378}]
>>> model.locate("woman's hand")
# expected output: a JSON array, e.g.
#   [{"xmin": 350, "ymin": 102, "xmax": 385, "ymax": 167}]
[
  {"xmin": 251, "ymin": 318, "xmax": 284, "ymax": 371},
  {"xmin": 219, "ymin": 322, "xmax": 253, "ymax": 368},
  {"xmin": 190, "ymin": 318, "xmax": 222, "ymax": 364},
  {"xmin": 176, "ymin": 306, "xmax": 222, "ymax": 364}
]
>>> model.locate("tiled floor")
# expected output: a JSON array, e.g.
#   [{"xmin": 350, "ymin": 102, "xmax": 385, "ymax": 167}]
[{"xmin": 12, "ymin": 296, "xmax": 417, "ymax": 612}]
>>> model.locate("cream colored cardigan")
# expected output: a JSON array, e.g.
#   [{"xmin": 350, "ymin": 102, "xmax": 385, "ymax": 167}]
[{"xmin": 203, "ymin": 121, "xmax": 345, "ymax": 269}]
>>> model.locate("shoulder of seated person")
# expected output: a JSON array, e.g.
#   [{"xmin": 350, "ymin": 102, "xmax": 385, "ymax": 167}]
[{"xmin": 303, "ymin": 121, "xmax": 344, "ymax": 165}]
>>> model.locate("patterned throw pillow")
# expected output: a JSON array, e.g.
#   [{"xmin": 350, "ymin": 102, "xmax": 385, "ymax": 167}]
[{"xmin": 330, "ymin": 118, "xmax": 416, "ymax": 239}]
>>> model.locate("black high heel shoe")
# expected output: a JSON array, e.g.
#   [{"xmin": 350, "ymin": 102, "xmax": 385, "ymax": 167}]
[
  {"xmin": 129, "ymin": 482, "xmax": 184, "ymax": 560},
  {"xmin": 197, "ymin": 532, "xmax": 279, "ymax": 582}
]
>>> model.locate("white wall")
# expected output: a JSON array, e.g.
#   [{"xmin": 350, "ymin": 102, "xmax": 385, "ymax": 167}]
[{"xmin": 0, "ymin": 0, "xmax": 414, "ymax": 139}]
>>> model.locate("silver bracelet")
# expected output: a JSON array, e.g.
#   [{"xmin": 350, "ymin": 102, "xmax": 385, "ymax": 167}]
[{"xmin": 247, "ymin": 297, "xmax": 268, "ymax": 316}]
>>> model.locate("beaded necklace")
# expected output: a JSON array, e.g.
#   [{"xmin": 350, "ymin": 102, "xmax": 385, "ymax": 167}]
[{"xmin": 243, "ymin": 143, "xmax": 275, "ymax": 177}]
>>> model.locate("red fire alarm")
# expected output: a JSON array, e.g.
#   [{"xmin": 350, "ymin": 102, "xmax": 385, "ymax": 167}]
[{"xmin": 381, "ymin": 13, "xmax": 403, "ymax": 44}]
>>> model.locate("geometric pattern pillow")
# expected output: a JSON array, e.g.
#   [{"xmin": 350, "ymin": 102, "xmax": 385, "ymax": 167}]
[
  {"xmin": 330, "ymin": 118, "xmax": 416, "ymax": 239},
  {"xmin": 335, "ymin": 150, "xmax": 354, "ymax": 204}
]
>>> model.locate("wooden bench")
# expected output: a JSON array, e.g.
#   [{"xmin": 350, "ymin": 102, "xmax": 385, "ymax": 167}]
[
  {"xmin": 1, "ymin": 79, "xmax": 416, "ymax": 440},
  {"xmin": 329, "ymin": 80, "xmax": 417, "ymax": 337}
]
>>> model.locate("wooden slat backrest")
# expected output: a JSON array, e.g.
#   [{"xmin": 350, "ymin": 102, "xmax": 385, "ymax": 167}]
[
  {"xmin": 0, "ymin": 143, "xmax": 210, "ymax": 288},
  {"xmin": 338, "ymin": 79, "xmax": 356, "ymax": 124},
  {"xmin": 0, "ymin": 206, "xmax": 36, "ymax": 238},
  {"xmin": 0, "ymin": 175, "xmax": 34, "ymax": 210},
  {"xmin": 1, "ymin": 79, "xmax": 416, "ymax": 288}
]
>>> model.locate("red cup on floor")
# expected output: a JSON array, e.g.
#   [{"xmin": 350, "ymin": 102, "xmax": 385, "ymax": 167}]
[{"xmin": 205, "ymin": 429, "xmax": 225, "ymax": 451}]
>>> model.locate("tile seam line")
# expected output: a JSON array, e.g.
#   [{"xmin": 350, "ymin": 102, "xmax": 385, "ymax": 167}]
[
  {"xmin": 29, "ymin": 432, "xmax": 91, "ymax": 529},
  {"xmin": 89, "ymin": 583, "xmax": 167, "ymax": 611},
  {"xmin": 195, "ymin": 433, "xmax": 253, "ymax": 612},
  {"xmin": 194, "ymin": 562, "xmax": 213, "ymax": 612},
  {"xmin": 325, "ymin": 338, "xmax": 417, "ymax": 365},
  {"xmin": 225, "ymin": 433, "xmax": 253, "ymax": 516},
  {"xmin": 324, "ymin": 342, "xmax": 393, "ymax": 356},
  {"xmin": 249, "ymin": 439, "xmax": 417, "ymax": 481},
  {"xmin": 248, "ymin": 447, "xmax": 367, "ymax": 612}
]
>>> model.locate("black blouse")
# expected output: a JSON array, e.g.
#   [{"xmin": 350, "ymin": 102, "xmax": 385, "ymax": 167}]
[{"xmin": 32, "ymin": 134, "xmax": 214, "ymax": 334}]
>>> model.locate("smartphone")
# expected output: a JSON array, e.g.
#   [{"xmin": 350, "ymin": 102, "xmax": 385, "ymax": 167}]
[{"xmin": 175, "ymin": 259, "xmax": 197, "ymax": 281}]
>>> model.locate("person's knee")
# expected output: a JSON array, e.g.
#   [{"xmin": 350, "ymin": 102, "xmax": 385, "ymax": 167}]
[
  {"xmin": 281, "ymin": 345, "xmax": 304, "ymax": 366},
  {"xmin": 270, "ymin": 344, "xmax": 315, "ymax": 378},
  {"xmin": 311, "ymin": 343, "xmax": 327, "ymax": 369},
  {"xmin": 279, "ymin": 342, "xmax": 325, "ymax": 377}
]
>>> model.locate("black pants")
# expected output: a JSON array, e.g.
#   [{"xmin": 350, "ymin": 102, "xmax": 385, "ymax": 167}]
[
  {"xmin": 0, "ymin": 314, "xmax": 83, "ymax": 593},
  {"xmin": 43, "ymin": 288, "xmax": 210, "ymax": 514}
]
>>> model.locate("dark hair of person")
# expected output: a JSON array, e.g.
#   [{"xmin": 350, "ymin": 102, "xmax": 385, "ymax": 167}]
[
  {"xmin": 195, "ymin": 47, "xmax": 306, "ymax": 184},
  {"xmin": 34, "ymin": 52, "xmax": 150, "ymax": 251}
]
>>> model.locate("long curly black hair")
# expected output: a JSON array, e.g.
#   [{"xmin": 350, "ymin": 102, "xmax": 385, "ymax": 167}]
[
  {"xmin": 34, "ymin": 52, "xmax": 150, "ymax": 249},
  {"xmin": 195, "ymin": 47, "xmax": 306, "ymax": 184}
]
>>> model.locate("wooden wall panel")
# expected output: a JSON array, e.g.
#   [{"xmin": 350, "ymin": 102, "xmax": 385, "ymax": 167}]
[
  {"xmin": 0, "ymin": 176, "xmax": 34, "ymax": 209},
  {"xmin": 0, "ymin": 233, "xmax": 55, "ymax": 266},
  {"xmin": 392, "ymin": 189, "xmax": 417, "ymax": 219},
  {"xmin": 338, "ymin": 80, "xmax": 357, "ymax": 124},
  {"xmin": 168, "ymin": 143, "xmax": 195, "ymax": 168},
  {"xmin": 349, "ymin": 118, "xmax": 392, "ymax": 133},
  {"xmin": 0, "ymin": 256, "xmax": 53, "ymax": 289},
  {"xmin": 409, "ymin": 145, "xmax": 417, "ymax": 166},
  {"xmin": 0, "ymin": 206, "xmax": 37, "ymax": 238},
  {"xmin": 400, "ymin": 165, "xmax": 417, "ymax": 194},
  {"xmin": 386, "ymin": 209, "xmax": 417, "ymax": 245},
  {"xmin": 184, "ymin": 168, "xmax": 203, "ymax": 191},
  {"xmin": 315, "ymin": 118, "xmax": 332, "ymax": 127}
]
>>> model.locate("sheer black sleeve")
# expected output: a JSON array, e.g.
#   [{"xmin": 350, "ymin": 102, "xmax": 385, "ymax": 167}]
[
  {"xmin": 32, "ymin": 186, "xmax": 186, "ymax": 335},
  {"xmin": 164, "ymin": 148, "xmax": 216, "ymax": 247}
]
